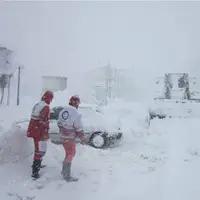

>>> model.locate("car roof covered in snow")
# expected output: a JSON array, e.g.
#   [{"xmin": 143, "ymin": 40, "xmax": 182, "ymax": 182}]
[{"xmin": 50, "ymin": 103, "xmax": 98, "ymax": 111}]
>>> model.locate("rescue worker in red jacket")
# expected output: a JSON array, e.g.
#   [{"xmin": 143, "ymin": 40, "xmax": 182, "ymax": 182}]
[
  {"xmin": 57, "ymin": 95, "xmax": 86, "ymax": 181},
  {"xmin": 27, "ymin": 90, "xmax": 54, "ymax": 179}
]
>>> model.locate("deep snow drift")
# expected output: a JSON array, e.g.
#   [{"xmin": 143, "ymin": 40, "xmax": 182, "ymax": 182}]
[{"xmin": 1, "ymin": 103, "xmax": 200, "ymax": 200}]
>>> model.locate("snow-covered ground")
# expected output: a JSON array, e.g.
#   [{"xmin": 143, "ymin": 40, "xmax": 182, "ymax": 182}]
[
  {"xmin": 1, "ymin": 103, "xmax": 200, "ymax": 200},
  {"xmin": 150, "ymin": 99, "xmax": 200, "ymax": 118}
]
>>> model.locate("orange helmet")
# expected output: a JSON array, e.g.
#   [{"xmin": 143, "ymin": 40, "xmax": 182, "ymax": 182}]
[{"xmin": 69, "ymin": 95, "xmax": 80, "ymax": 109}]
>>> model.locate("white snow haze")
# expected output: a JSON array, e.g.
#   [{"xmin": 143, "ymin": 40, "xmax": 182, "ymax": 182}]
[
  {"xmin": 1, "ymin": 1, "xmax": 200, "ymax": 200},
  {"xmin": 1, "ymin": 1, "xmax": 200, "ymax": 97}
]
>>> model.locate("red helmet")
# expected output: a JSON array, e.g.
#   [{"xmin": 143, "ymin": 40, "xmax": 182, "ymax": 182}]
[
  {"xmin": 69, "ymin": 95, "xmax": 80, "ymax": 108},
  {"xmin": 41, "ymin": 90, "xmax": 54, "ymax": 104}
]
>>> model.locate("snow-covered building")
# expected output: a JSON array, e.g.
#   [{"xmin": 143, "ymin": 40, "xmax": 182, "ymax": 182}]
[
  {"xmin": 42, "ymin": 75, "xmax": 67, "ymax": 93},
  {"xmin": 84, "ymin": 65, "xmax": 135, "ymax": 104}
]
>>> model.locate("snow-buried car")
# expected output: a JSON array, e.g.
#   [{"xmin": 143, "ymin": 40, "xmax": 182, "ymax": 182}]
[{"xmin": 49, "ymin": 104, "xmax": 123, "ymax": 149}]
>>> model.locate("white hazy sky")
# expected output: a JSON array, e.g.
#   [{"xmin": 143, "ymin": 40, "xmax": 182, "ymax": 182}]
[{"xmin": 0, "ymin": 1, "xmax": 200, "ymax": 97}]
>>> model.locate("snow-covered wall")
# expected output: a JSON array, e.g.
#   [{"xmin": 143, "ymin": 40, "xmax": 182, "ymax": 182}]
[
  {"xmin": 0, "ymin": 123, "xmax": 33, "ymax": 164},
  {"xmin": 0, "ymin": 105, "xmax": 34, "ymax": 164}
]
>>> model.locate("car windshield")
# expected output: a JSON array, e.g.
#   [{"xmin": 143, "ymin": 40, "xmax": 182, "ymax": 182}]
[{"xmin": 50, "ymin": 106, "xmax": 64, "ymax": 120}]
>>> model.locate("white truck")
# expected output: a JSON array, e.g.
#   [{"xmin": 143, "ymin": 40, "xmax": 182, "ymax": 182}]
[{"xmin": 150, "ymin": 73, "xmax": 200, "ymax": 119}]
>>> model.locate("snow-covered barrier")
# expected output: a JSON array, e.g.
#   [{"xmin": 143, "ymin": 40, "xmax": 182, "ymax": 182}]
[
  {"xmin": 0, "ymin": 105, "xmax": 33, "ymax": 164},
  {"xmin": 0, "ymin": 123, "xmax": 33, "ymax": 164},
  {"xmin": 150, "ymin": 99, "xmax": 200, "ymax": 118}
]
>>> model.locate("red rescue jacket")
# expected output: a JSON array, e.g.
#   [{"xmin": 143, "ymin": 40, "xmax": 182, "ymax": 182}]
[{"xmin": 27, "ymin": 101, "xmax": 50, "ymax": 140}]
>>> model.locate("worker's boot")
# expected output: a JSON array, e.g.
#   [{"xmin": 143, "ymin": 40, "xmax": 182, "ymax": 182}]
[{"xmin": 61, "ymin": 160, "xmax": 78, "ymax": 182}]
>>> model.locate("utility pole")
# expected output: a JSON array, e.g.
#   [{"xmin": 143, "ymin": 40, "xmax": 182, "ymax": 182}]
[
  {"xmin": 116, "ymin": 69, "xmax": 120, "ymax": 98},
  {"xmin": 107, "ymin": 64, "xmax": 111, "ymax": 99},
  {"xmin": 113, "ymin": 67, "xmax": 118, "ymax": 99},
  {"xmin": 105, "ymin": 62, "xmax": 111, "ymax": 104},
  {"xmin": 17, "ymin": 65, "xmax": 23, "ymax": 106},
  {"xmin": 105, "ymin": 61, "xmax": 118, "ymax": 102},
  {"xmin": 7, "ymin": 74, "xmax": 12, "ymax": 106}
]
